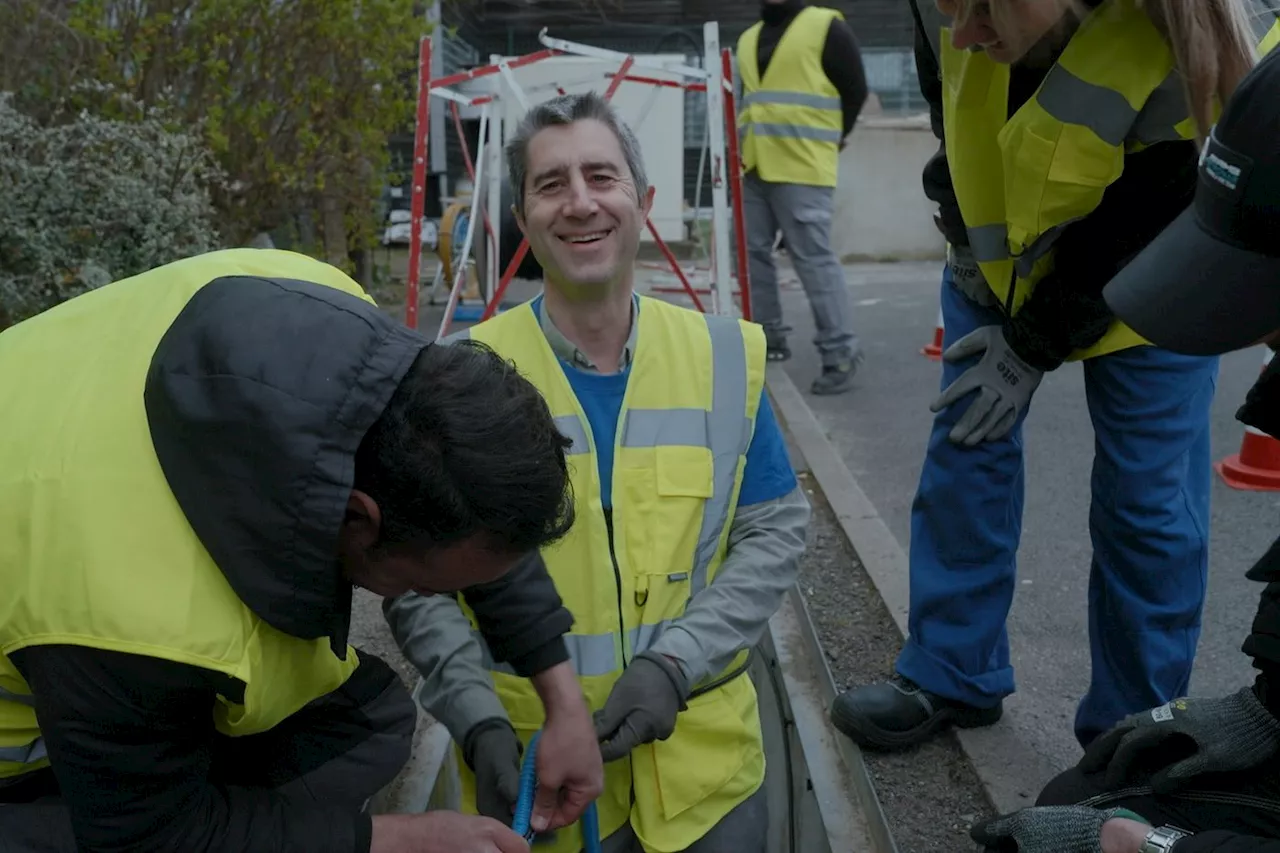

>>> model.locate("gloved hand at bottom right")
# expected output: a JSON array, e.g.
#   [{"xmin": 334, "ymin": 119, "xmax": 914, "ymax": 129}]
[
  {"xmin": 970, "ymin": 806, "xmax": 1151, "ymax": 853},
  {"xmin": 1078, "ymin": 687, "xmax": 1280, "ymax": 793}
]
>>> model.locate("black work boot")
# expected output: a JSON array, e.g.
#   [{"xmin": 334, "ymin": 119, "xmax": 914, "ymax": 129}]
[
  {"xmin": 811, "ymin": 351, "xmax": 862, "ymax": 396},
  {"xmin": 766, "ymin": 329, "xmax": 791, "ymax": 362},
  {"xmin": 829, "ymin": 675, "xmax": 1003, "ymax": 751}
]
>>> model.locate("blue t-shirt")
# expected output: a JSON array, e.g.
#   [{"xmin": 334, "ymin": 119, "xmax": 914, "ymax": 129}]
[{"xmin": 534, "ymin": 299, "xmax": 797, "ymax": 509}]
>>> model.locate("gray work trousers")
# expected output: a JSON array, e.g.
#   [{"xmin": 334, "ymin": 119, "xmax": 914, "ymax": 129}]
[
  {"xmin": 0, "ymin": 653, "xmax": 416, "ymax": 853},
  {"xmin": 599, "ymin": 784, "xmax": 768, "ymax": 853},
  {"xmin": 743, "ymin": 172, "xmax": 859, "ymax": 367}
]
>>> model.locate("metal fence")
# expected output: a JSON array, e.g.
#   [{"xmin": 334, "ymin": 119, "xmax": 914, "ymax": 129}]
[
  {"xmin": 861, "ymin": 47, "xmax": 929, "ymax": 115},
  {"xmin": 430, "ymin": 23, "xmax": 927, "ymax": 210}
]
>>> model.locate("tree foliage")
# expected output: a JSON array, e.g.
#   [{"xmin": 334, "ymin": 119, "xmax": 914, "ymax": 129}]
[
  {"xmin": 4, "ymin": 0, "xmax": 430, "ymax": 262},
  {"xmin": 0, "ymin": 86, "xmax": 225, "ymax": 328}
]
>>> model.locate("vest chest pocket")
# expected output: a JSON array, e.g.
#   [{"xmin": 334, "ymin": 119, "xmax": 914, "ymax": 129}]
[
  {"xmin": 1000, "ymin": 123, "xmax": 1056, "ymax": 235},
  {"xmin": 635, "ymin": 674, "xmax": 762, "ymax": 827},
  {"xmin": 1047, "ymin": 122, "xmax": 1124, "ymax": 189},
  {"xmin": 616, "ymin": 445, "xmax": 714, "ymax": 592}
]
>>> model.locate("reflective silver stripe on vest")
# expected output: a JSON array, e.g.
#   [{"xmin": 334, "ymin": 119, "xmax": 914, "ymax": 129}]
[
  {"xmin": 621, "ymin": 407, "xmax": 707, "ymax": 449},
  {"xmin": 474, "ymin": 621, "xmax": 684, "ymax": 677},
  {"xmin": 1036, "ymin": 65, "xmax": 1189, "ymax": 148},
  {"xmin": 0, "ymin": 685, "xmax": 34, "ymax": 708},
  {"xmin": 1129, "ymin": 72, "xmax": 1192, "ymax": 145},
  {"xmin": 739, "ymin": 122, "xmax": 842, "ymax": 144},
  {"xmin": 689, "ymin": 315, "xmax": 751, "ymax": 597},
  {"xmin": 1036, "ymin": 65, "xmax": 1136, "ymax": 147},
  {"xmin": 741, "ymin": 90, "xmax": 841, "ymax": 111},
  {"xmin": 965, "ymin": 220, "xmax": 1079, "ymax": 279},
  {"xmin": 630, "ymin": 621, "xmax": 668, "ymax": 655},
  {"xmin": 474, "ymin": 630, "xmax": 621, "ymax": 678},
  {"xmin": 554, "ymin": 414, "xmax": 591, "ymax": 456},
  {"xmin": 0, "ymin": 738, "xmax": 47, "ymax": 765},
  {"xmin": 966, "ymin": 224, "xmax": 1011, "ymax": 263}
]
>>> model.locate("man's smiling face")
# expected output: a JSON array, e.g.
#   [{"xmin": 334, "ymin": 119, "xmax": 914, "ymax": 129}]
[{"xmin": 515, "ymin": 117, "xmax": 652, "ymax": 292}]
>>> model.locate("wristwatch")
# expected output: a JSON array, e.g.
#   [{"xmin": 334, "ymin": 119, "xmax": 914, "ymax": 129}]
[{"xmin": 1140, "ymin": 825, "xmax": 1191, "ymax": 852}]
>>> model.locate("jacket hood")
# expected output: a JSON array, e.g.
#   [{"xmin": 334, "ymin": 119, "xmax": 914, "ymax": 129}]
[{"xmin": 143, "ymin": 274, "xmax": 429, "ymax": 657}]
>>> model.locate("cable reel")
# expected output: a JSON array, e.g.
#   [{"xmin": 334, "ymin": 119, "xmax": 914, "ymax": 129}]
[{"xmin": 436, "ymin": 200, "xmax": 475, "ymax": 285}]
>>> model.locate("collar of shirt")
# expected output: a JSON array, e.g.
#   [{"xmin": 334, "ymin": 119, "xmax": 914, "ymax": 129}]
[{"xmin": 537, "ymin": 293, "xmax": 639, "ymax": 374}]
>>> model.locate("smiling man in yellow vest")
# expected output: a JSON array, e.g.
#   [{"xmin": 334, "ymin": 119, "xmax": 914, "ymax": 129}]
[
  {"xmin": 0, "ymin": 248, "xmax": 605, "ymax": 853},
  {"xmin": 384, "ymin": 91, "xmax": 811, "ymax": 853},
  {"xmin": 735, "ymin": 0, "xmax": 869, "ymax": 395}
]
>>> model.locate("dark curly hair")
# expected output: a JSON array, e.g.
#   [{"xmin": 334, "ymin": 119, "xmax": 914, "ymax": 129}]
[{"xmin": 353, "ymin": 338, "xmax": 575, "ymax": 554}]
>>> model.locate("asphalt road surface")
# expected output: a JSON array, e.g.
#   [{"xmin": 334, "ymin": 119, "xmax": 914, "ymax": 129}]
[{"xmin": 743, "ymin": 259, "xmax": 1280, "ymax": 787}]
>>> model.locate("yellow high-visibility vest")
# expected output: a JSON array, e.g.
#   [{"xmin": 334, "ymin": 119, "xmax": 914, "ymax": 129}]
[
  {"xmin": 940, "ymin": 0, "xmax": 1214, "ymax": 360},
  {"xmin": 1262, "ymin": 17, "xmax": 1280, "ymax": 55},
  {"xmin": 737, "ymin": 6, "xmax": 845, "ymax": 187},
  {"xmin": 455, "ymin": 295, "xmax": 767, "ymax": 853},
  {"xmin": 0, "ymin": 249, "xmax": 372, "ymax": 779}
]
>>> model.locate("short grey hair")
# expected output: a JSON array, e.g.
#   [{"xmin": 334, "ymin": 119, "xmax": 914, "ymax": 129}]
[{"xmin": 505, "ymin": 90, "xmax": 649, "ymax": 214}]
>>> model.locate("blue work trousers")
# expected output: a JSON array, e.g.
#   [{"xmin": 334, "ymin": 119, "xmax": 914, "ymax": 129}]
[{"xmin": 895, "ymin": 267, "xmax": 1218, "ymax": 748}]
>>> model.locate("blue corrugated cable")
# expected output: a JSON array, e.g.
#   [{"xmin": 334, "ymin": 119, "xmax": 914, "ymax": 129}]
[{"xmin": 511, "ymin": 730, "xmax": 602, "ymax": 852}]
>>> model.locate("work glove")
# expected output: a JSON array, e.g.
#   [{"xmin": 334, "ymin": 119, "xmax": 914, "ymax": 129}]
[
  {"xmin": 947, "ymin": 243, "xmax": 999, "ymax": 307},
  {"xmin": 931, "ymin": 325, "xmax": 1043, "ymax": 447},
  {"xmin": 463, "ymin": 719, "xmax": 524, "ymax": 823},
  {"xmin": 1079, "ymin": 687, "xmax": 1280, "ymax": 793},
  {"xmin": 593, "ymin": 651, "xmax": 689, "ymax": 762},
  {"xmin": 970, "ymin": 806, "xmax": 1128, "ymax": 853}
]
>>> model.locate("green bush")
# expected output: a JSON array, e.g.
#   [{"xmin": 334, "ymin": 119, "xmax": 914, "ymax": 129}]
[{"xmin": 0, "ymin": 86, "xmax": 226, "ymax": 328}]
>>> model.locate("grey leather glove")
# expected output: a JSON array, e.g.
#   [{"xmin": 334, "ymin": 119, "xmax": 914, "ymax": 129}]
[
  {"xmin": 463, "ymin": 719, "xmax": 523, "ymax": 822},
  {"xmin": 931, "ymin": 325, "xmax": 1043, "ymax": 446},
  {"xmin": 1079, "ymin": 687, "xmax": 1280, "ymax": 793},
  {"xmin": 947, "ymin": 243, "xmax": 999, "ymax": 307},
  {"xmin": 970, "ymin": 806, "xmax": 1126, "ymax": 852},
  {"xmin": 593, "ymin": 651, "xmax": 689, "ymax": 762}
]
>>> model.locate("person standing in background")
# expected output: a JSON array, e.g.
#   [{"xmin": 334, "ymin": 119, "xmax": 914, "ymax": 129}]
[{"xmin": 735, "ymin": 0, "xmax": 869, "ymax": 395}]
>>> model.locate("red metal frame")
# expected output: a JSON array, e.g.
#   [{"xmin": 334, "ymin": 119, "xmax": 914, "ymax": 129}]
[
  {"xmin": 405, "ymin": 37, "xmax": 753, "ymax": 337},
  {"xmin": 721, "ymin": 48, "xmax": 752, "ymax": 321},
  {"xmin": 448, "ymin": 100, "xmax": 498, "ymax": 268},
  {"xmin": 604, "ymin": 73, "xmax": 707, "ymax": 92},
  {"xmin": 405, "ymin": 36, "xmax": 431, "ymax": 329}
]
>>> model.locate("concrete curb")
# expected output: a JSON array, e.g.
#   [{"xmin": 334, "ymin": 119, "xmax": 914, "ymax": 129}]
[
  {"xmin": 372, "ymin": 694, "xmax": 461, "ymax": 815},
  {"xmin": 765, "ymin": 364, "xmax": 1059, "ymax": 816}
]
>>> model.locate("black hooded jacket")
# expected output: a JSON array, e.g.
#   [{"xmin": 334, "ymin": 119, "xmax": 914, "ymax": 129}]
[{"xmin": 2, "ymin": 275, "xmax": 573, "ymax": 851}]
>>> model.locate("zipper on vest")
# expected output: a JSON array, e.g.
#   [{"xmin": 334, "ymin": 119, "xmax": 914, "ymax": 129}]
[{"xmin": 603, "ymin": 509, "xmax": 629, "ymax": 667}]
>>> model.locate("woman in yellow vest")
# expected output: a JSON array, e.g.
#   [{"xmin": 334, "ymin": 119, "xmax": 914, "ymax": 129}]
[
  {"xmin": 831, "ymin": 0, "xmax": 1270, "ymax": 755},
  {"xmin": 0, "ymin": 248, "xmax": 602, "ymax": 852},
  {"xmin": 972, "ymin": 46, "xmax": 1280, "ymax": 853}
]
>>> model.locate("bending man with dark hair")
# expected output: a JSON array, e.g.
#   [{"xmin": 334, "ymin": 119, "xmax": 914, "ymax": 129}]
[{"xmin": 0, "ymin": 248, "xmax": 603, "ymax": 853}]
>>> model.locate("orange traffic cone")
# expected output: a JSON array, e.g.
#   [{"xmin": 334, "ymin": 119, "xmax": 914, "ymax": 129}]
[
  {"xmin": 922, "ymin": 306, "xmax": 944, "ymax": 361},
  {"xmin": 1216, "ymin": 348, "xmax": 1280, "ymax": 491}
]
